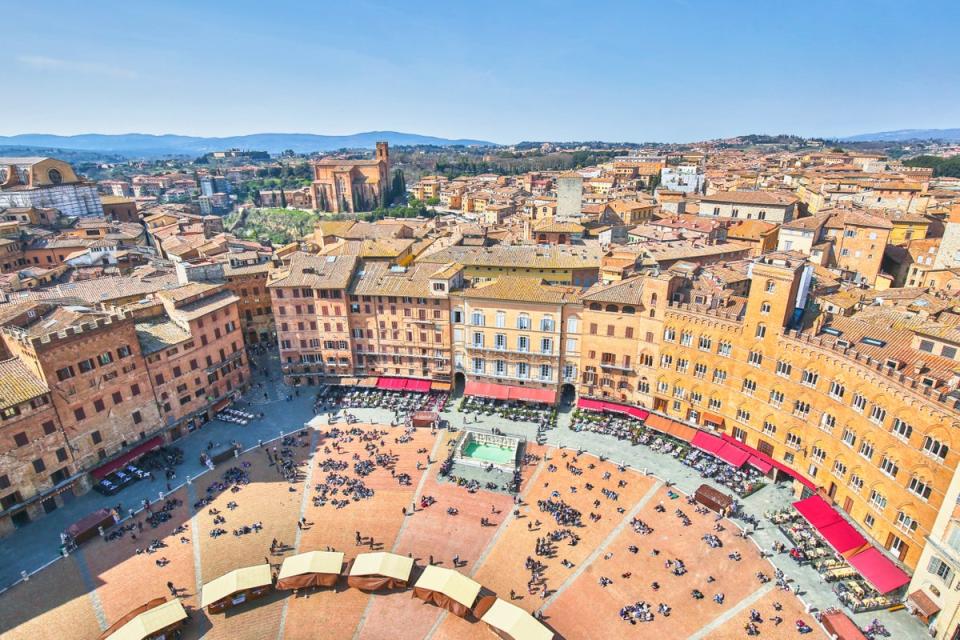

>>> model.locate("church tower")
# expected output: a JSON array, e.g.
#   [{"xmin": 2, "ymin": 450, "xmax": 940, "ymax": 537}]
[{"xmin": 376, "ymin": 141, "xmax": 389, "ymax": 163}]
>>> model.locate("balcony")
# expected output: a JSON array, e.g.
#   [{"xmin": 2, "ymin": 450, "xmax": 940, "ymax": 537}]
[
  {"xmin": 464, "ymin": 344, "xmax": 559, "ymax": 358},
  {"xmin": 600, "ymin": 362, "xmax": 635, "ymax": 374}
]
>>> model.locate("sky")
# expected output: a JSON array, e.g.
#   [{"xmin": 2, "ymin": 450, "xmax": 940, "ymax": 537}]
[{"xmin": 3, "ymin": 0, "xmax": 960, "ymax": 143}]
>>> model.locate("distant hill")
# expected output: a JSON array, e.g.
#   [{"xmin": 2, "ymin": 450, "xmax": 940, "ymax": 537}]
[
  {"xmin": 842, "ymin": 128, "xmax": 960, "ymax": 142},
  {"xmin": 0, "ymin": 131, "xmax": 496, "ymax": 157}
]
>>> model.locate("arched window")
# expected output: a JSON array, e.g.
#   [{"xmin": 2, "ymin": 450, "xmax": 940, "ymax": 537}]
[
  {"xmin": 589, "ymin": 302, "xmax": 601, "ymax": 311},
  {"xmin": 622, "ymin": 306, "xmax": 635, "ymax": 314},
  {"xmin": 48, "ymin": 168, "xmax": 63, "ymax": 184},
  {"xmin": 604, "ymin": 304, "xmax": 618, "ymax": 313}
]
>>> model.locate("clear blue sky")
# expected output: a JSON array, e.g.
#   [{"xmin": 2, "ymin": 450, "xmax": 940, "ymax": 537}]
[{"xmin": 4, "ymin": 0, "xmax": 959, "ymax": 143}]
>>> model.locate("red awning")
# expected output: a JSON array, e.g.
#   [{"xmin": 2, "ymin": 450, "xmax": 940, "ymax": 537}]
[
  {"xmin": 714, "ymin": 442, "xmax": 751, "ymax": 468},
  {"xmin": 721, "ymin": 434, "xmax": 817, "ymax": 490},
  {"xmin": 627, "ymin": 406, "xmax": 650, "ymax": 421},
  {"xmin": 464, "ymin": 381, "xmax": 510, "ymax": 400},
  {"xmin": 747, "ymin": 456, "xmax": 773, "ymax": 474},
  {"xmin": 92, "ymin": 437, "xmax": 163, "ymax": 480},
  {"xmin": 376, "ymin": 377, "xmax": 399, "ymax": 390},
  {"xmin": 819, "ymin": 519, "xmax": 869, "ymax": 556},
  {"xmin": 405, "ymin": 379, "xmax": 432, "ymax": 393},
  {"xmin": 577, "ymin": 398, "xmax": 606, "ymax": 412},
  {"xmin": 691, "ymin": 431, "xmax": 725, "ymax": 454},
  {"xmin": 507, "ymin": 386, "xmax": 556, "ymax": 404},
  {"xmin": 848, "ymin": 548, "xmax": 911, "ymax": 594},
  {"xmin": 793, "ymin": 496, "xmax": 840, "ymax": 528}
]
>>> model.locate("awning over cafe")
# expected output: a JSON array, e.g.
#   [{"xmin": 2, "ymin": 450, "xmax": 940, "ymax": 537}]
[
  {"xmin": 701, "ymin": 412, "xmax": 725, "ymax": 427},
  {"xmin": 92, "ymin": 437, "xmax": 163, "ymax": 480},
  {"xmin": 793, "ymin": 496, "xmax": 868, "ymax": 556},
  {"xmin": 465, "ymin": 381, "xmax": 510, "ymax": 400},
  {"xmin": 507, "ymin": 385, "xmax": 556, "ymax": 404},
  {"xmin": 576, "ymin": 397, "xmax": 648, "ymax": 420},
  {"xmin": 201, "ymin": 564, "xmax": 273, "ymax": 608},
  {"xmin": 847, "ymin": 548, "xmax": 911, "ymax": 594},
  {"xmin": 714, "ymin": 442, "xmax": 751, "ymax": 468},
  {"xmin": 691, "ymin": 431, "xmax": 724, "ymax": 455}
]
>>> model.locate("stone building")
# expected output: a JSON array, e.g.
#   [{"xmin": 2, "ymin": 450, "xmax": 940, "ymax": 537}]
[
  {"xmin": 0, "ymin": 306, "xmax": 163, "ymax": 476},
  {"xmin": 0, "ymin": 157, "xmax": 103, "ymax": 217},
  {"xmin": 137, "ymin": 283, "xmax": 249, "ymax": 437},
  {"xmin": 310, "ymin": 142, "xmax": 389, "ymax": 213},
  {"xmin": 0, "ymin": 358, "xmax": 74, "ymax": 535},
  {"xmin": 451, "ymin": 277, "xmax": 581, "ymax": 404}
]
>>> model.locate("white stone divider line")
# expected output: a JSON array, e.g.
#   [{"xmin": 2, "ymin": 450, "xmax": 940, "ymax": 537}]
[
  {"xmin": 424, "ymin": 451, "xmax": 551, "ymax": 640},
  {"xmin": 540, "ymin": 478, "xmax": 664, "ymax": 613},
  {"xmin": 73, "ymin": 548, "xmax": 109, "ymax": 631},
  {"xmin": 187, "ymin": 481, "xmax": 204, "ymax": 606},
  {"xmin": 276, "ymin": 429, "xmax": 320, "ymax": 640},
  {"xmin": 686, "ymin": 582, "xmax": 775, "ymax": 640},
  {"xmin": 352, "ymin": 430, "xmax": 448, "ymax": 640}
]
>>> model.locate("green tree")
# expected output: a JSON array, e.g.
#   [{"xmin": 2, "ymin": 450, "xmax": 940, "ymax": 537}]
[{"xmin": 279, "ymin": 188, "xmax": 287, "ymax": 208}]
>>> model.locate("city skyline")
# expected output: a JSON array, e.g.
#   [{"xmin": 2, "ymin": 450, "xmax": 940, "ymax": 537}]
[{"xmin": 4, "ymin": 1, "xmax": 960, "ymax": 142}]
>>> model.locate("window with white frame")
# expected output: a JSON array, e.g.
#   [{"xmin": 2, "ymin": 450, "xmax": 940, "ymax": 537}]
[
  {"xmin": 691, "ymin": 391, "xmax": 702, "ymax": 404},
  {"xmin": 471, "ymin": 311, "xmax": 485, "ymax": 326},
  {"xmin": 869, "ymin": 489, "xmax": 887, "ymax": 511},
  {"xmin": 849, "ymin": 473, "xmax": 864, "ymax": 492},
  {"xmin": 540, "ymin": 337, "xmax": 553, "ymax": 354},
  {"xmin": 712, "ymin": 369, "xmax": 727, "ymax": 384},
  {"xmin": 540, "ymin": 316, "xmax": 554, "ymax": 332},
  {"xmin": 563, "ymin": 364, "xmax": 576, "ymax": 381},
  {"xmin": 517, "ymin": 314, "xmax": 531, "ymax": 329},
  {"xmin": 495, "ymin": 311, "xmax": 506, "ymax": 328},
  {"xmin": 793, "ymin": 400, "xmax": 810, "ymax": 418},
  {"xmin": 661, "ymin": 354, "xmax": 673, "ymax": 367},
  {"xmin": 869, "ymin": 404, "xmax": 886, "ymax": 425},
  {"xmin": 742, "ymin": 378, "xmax": 757, "ymax": 395},
  {"xmin": 539, "ymin": 364, "xmax": 552, "ymax": 380},
  {"xmin": 820, "ymin": 413, "xmax": 836, "ymax": 432},
  {"xmin": 832, "ymin": 460, "xmax": 847, "ymax": 477},
  {"xmin": 928, "ymin": 556, "xmax": 954, "ymax": 586},
  {"xmin": 708, "ymin": 397, "xmax": 721, "ymax": 410},
  {"xmin": 694, "ymin": 363, "xmax": 707, "ymax": 378},
  {"xmin": 755, "ymin": 324, "xmax": 766, "ymax": 338},
  {"xmin": 676, "ymin": 358, "xmax": 689, "ymax": 373},
  {"xmin": 495, "ymin": 333, "xmax": 506, "ymax": 350},
  {"xmin": 736, "ymin": 408, "xmax": 750, "ymax": 424},
  {"xmin": 879, "ymin": 456, "xmax": 899, "ymax": 478},
  {"xmin": 769, "ymin": 389, "xmax": 784, "ymax": 407},
  {"xmin": 894, "ymin": 511, "xmax": 918, "ymax": 535},
  {"xmin": 852, "ymin": 393, "xmax": 866, "ymax": 413},
  {"xmin": 748, "ymin": 350, "xmax": 763, "ymax": 366},
  {"xmin": 698, "ymin": 335, "xmax": 712, "ymax": 351},
  {"xmin": 922, "ymin": 436, "xmax": 948, "ymax": 461},
  {"xmin": 801, "ymin": 369, "xmax": 819, "ymax": 387},
  {"xmin": 472, "ymin": 357, "xmax": 484, "ymax": 373},
  {"xmin": 775, "ymin": 360, "xmax": 792, "ymax": 377},
  {"xmin": 680, "ymin": 331, "xmax": 693, "ymax": 346},
  {"xmin": 472, "ymin": 332, "xmax": 484, "ymax": 348},
  {"xmin": 786, "ymin": 433, "xmax": 802, "ymax": 450},
  {"xmin": 517, "ymin": 362, "xmax": 528, "ymax": 378},
  {"xmin": 664, "ymin": 327, "xmax": 676, "ymax": 342},
  {"xmin": 763, "ymin": 420, "xmax": 777, "ymax": 436},
  {"xmin": 908, "ymin": 476, "xmax": 932, "ymax": 501},
  {"xmin": 495, "ymin": 360, "xmax": 506, "ymax": 376},
  {"xmin": 841, "ymin": 428, "xmax": 857, "ymax": 447},
  {"xmin": 517, "ymin": 335, "xmax": 529, "ymax": 352},
  {"xmin": 863, "ymin": 513, "xmax": 874, "ymax": 528},
  {"xmin": 657, "ymin": 380, "xmax": 670, "ymax": 393},
  {"xmin": 828, "ymin": 381, "xmax": 845, "ymax": 400},
  {"xmin": 566, "ymin": 316, "xmax": 578, "ymax": 333},
  {"xmin": 891, "ymin": 418, "xmax": 912, "ymax": 441},
  {"xmin": 859, "ymin": 440, "xmax": 874, "ymax": 460},
  {"xmin": 811, "ymin": 446, "xmax": 826, "ymax": 463},
  {"xmin": 718, "ymin": 341, "xmax": 732, "ymax": 356}
]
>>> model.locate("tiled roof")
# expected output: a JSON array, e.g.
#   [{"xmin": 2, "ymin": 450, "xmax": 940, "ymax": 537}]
[
  {"xmin": 136, "ymin": 320, "xmax": 192, "ymax": 354},
  {"xmin": 580, "ymin": 277, "xmax": 645, "ymax": 305},
  {"xmin": 461, "ymin": 277, "xmax": 578, "ymax": 305},
  {"xmin": 349, "ymin": 262, "xmax": 442, "ymax": 298},
  {"xmin": 267, "ymin": 252, "xmax": 357, "ymax": 289},
  {"xmin": 0, "ymin": 358, "xmax": 48, "ymax": 409},
  {"xmin": 701, "ymin": 190, "xmax": 797, "ymax": 206}
]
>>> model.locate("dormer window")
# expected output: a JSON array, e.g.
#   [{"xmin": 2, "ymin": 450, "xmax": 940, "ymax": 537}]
[{"xmin": 885, "ymin": 359, "xmax": 899, "ymax": 370}]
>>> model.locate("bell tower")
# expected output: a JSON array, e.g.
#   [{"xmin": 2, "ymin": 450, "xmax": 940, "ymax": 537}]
[{"xmin": 375, "ymin": 141, "xmax": 389, "ymax": 163}]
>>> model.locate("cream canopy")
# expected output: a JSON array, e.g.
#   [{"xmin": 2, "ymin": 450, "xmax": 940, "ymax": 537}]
[
  {"xmin": 481, "ymin": 598, "xmax": 554, "ymax": 640},
  {"xmin": 349, "ymin": 552, "xmax": 414, "ymax": 581},
  {"xmin": 278, "ymin": 550, "xmax": 344, "ymax": 580},
  {"xmin": 414, "ymin": 565, "xmax": 481, "ymax": 608},
  {"xmin": 201, "ymin": 564, "xmax": 272, "ymax": 608},
  {"xmin": 103, "ymin": 599, "xmax": 187, "ymax": 640}
]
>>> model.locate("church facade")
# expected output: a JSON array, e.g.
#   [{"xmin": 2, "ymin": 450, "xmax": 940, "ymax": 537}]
[{"xmin": 310, "ymin": 142, "xmax": 389, "ymax": 213}]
